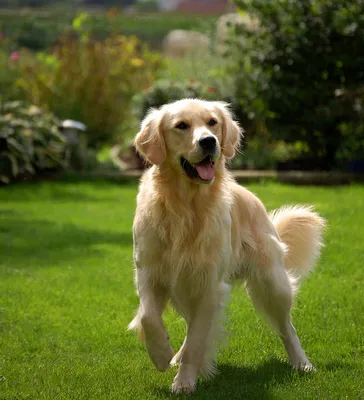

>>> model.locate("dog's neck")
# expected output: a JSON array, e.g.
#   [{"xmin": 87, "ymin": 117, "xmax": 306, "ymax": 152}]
[{"xmin": 149, "ymin": 159, "xmax": 231, "ymax": 210}]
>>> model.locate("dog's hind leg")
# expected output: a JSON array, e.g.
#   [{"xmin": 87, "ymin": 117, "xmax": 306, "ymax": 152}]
[
  {"xmin": 245, "ymin": 234, "xmax": 314, "ymax": 371},
  {"xmin": 128, "ymin": 268, "xmax": 173, "ymax": 372}
]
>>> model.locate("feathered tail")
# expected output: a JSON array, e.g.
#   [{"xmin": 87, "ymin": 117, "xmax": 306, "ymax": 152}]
[{"xmin": 270, "ymin": 205, "xmax": 326, "ymax": 281}]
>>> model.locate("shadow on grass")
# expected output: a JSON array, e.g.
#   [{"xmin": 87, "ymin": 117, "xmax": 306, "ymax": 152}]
[
  {"xmin": 153, "ymin": 359, "xmax": 311, "ymax": 400},
  {"xmin": 0, "ymin": 210, "xmax": 132, "ymax": 268}
]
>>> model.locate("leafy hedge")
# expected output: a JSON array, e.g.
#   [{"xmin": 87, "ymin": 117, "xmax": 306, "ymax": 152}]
[
  {"xmin": 0, "ymin": 101, "xmax": 66, "ymax": 184},
  {"xmin": 136, "ymin": 79, "xmax": 221, "ymax": 120},
  {"xmin": 230, "ymin": 0, "xmax": 364, "ymax": 170},
  {"xmin": 0, "ymin": 10, "xmax": 73, "ymax": 51},
  {"xmin": 0, "ymin": 45, "xmax": 24, "ymax": 103},
  {"xmin": 135, "ymin": 79, "xmax": 304, "ymax": 170},
  {"xmin": 0, "ymin": 10, "xmax": 216, "ymax": 51}
]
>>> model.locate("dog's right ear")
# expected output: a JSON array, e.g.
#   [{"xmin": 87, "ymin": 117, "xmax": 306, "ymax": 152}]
[{"xmin": 134, "ymin": 108, "xmax": 166, "ymax": 165}]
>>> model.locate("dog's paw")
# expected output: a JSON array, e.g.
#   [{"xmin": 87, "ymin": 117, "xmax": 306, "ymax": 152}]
[
  {"xmin": 292, "ymin": 361, "xmax": 316, "ymax": 372},
  {"xmin": 142, "ymin": 317, "xmax": 173, "ymax": 372},
  {"xmin": 171, "ymin": 376, "xmax": 196, "ymax": 395},
  {"xmin": 146, "ymin": 340, "xmax": 174, "ymax": 372},
  {"xmin": 171, "ymin": 364, "xmax": 198, "ymax": 395}
]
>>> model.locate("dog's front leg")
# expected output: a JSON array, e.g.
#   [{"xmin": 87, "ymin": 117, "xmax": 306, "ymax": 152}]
[
  {"xmin": 171, "ymin": 289, "xmax": 221, "ymax": 394},
  {"xmin": 128, "ymin": 268, "xmax": 173, "ymax": 372}
]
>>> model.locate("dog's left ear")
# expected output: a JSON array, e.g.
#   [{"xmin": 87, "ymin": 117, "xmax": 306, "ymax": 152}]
[
  {"xmin": 134, "ymin": 108, "xmax": 166, "ymax": 165},
  {"xmin": 214, "ymin": 102, "xmax": 242, "ymax": 159}
]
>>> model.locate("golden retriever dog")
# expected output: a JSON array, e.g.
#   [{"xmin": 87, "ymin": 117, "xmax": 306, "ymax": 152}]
[{"xmin": 128, "ymin": 99, "xmax": 326, "ymax": 394}]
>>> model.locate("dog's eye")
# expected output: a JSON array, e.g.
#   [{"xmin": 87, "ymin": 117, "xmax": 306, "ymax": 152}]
[
  {"xmin": 175, "ymin": 122, "xmax": 189, "ymax": 130},
  {"xmin": 207, "ymin": 119, "xmax": 217, "ymax": 127}
]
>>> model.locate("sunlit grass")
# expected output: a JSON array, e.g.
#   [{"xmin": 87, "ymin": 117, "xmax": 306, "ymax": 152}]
[{"xmin": 1, "ymin": 179, "xmax": 363, "ymax": 399}]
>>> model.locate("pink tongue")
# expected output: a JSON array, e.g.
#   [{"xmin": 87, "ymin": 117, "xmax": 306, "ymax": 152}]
[{"xmin": 195, "ymin": 162, "xmax": 215, "ymax": 180}]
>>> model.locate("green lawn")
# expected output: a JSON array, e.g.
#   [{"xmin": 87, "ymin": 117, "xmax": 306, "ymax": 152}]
[{"xmin": 1, "ymin": 179, "xmax": 364, "ymax": 400}]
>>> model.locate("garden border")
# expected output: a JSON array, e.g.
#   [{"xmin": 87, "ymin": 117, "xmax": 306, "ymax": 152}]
[
  {"xmin": 5, "ymin": 169, "xmax": 364, "ymax": 186},
  {"xmin": 78, "ymin": 169, "xmax": 364, "ymax": 185}
]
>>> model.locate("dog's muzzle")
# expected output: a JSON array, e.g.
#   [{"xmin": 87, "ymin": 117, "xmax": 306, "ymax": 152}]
[{"xmin": 180, "ymin": 155, "xmax": 215, "ymax": 182}]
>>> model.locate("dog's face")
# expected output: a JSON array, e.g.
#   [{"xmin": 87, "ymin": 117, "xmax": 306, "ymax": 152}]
[{"xmin": 134, "ymin": 99, "xmax": 242, "ymax": 184}]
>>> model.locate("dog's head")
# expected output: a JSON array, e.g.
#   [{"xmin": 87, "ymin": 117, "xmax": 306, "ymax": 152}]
[{"xmin": 134, "ymin": 99, "xmax": 242, "ymax": 184}]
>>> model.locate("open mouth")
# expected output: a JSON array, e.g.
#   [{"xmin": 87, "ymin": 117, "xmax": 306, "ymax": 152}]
[{"xmin": 180, "ymin": 156, "xmax": 215, "ymax": 182}]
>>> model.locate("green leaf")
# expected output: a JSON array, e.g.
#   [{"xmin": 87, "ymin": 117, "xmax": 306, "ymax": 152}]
[
  {"xmin": 0, "ymin": 175, "xmax": 10, "ymax": 184},
  {"xmin": 2, "ymin": 151, "xmax": 19, "ymax": 177},
  {"xmin": 7, "ymin": 137, "xmax": 26, "ymax": 155}
]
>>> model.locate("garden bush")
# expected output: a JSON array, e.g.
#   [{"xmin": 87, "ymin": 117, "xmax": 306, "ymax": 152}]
[
  {"xmin": 0, "ymin": 101, "xmax": 66, "ymax": 184},
  {"xmin": 0, "ymin": 10, "xmax": 72, "ymax": 52},
  {"xmin": 0, "ymin": 9, "xmax": 216, "ymax": 51},
  {"xmin": 135, "ymin": 79, "xmax": 303, "ymax": 170},
  {"xmin": 0, "ymin": 34, "xmax": 25, "ymax": 102},
  {"xmin": 164, "ymin": 50, "xmax": 236, "ymax": 101},
  {"xmin": 334, "ymin": 88, "xmax": 364, "ymax": 171},
  {"xmin": 18, "ymin": 27, "xmax": 163, "ymax": 149},
  {"xmin": 134, "ymin": 0, "xmax": 159, "ymax": 12},
  {"xmin": 136, "ymin": 79, "xmax": 222, "ymax": 120},
  {"xmin": 76, "ymin": 12, "xmax": 216, "ymax": 50},
  {"xmin": 0, "ymin": 51, "xmax": 21, "ymax": 102},
  {"xmin": 230, "ymin": 0, "xmax": 364, "ymax": 170}
]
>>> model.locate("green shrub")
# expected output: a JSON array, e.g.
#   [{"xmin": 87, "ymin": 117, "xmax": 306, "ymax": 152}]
[
  {"xmin": 0, "ymin": 52, "xmax": 20, "ymax": 102},
  {"xmin": 135, "ymin": 0, "xmax": 159, "ymax": 12},
  {"xmin": 230, "ymin": 0, "xmax": 364, "ymax": 169},
  {"xmin": 18, "ymin": 32, "xmax": 163, "ymax": 149},
  {"xmin": 231, "ymin": 137, "xmax": 308, "ymax": 170},
  {"xmin": 0, "ymin": 11, "xmax": 72, "ymax": 51},
  {"xmin": 0, "ymin": 101, "xmax": 66, "ymax": 184},
  {"xmin": 86, "ymin": 12, "xmax": 216, "ymax": 49},
  {"xmin": 0, "ymin": 9, "xmax": 217, "ymax": 51},
  {"xmin": 0, "ymin": 36, "xmax": 25, "ymax": 102},
  {"xmin": 136, "ymin": 79, "xmax": 221, "ymax": 120},
  {"xmin": 334, "ymin": 88, "xmax": 364, "ymax": 170},
  {"xmin": 0, "ymin": 0, "xmax": 52, "ymax": 6},
  {"xmin": 164, "ymin": 52, "xmax": 236, "ymax": 102},
  {"xmin": 336, "ymin": 122, "xmax": 364, "ymax": 167}
]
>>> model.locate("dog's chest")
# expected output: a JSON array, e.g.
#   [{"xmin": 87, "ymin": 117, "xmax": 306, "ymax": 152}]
[{"xmin": 135, "ymin": 201, "xmax": 232, "ymax": 285}]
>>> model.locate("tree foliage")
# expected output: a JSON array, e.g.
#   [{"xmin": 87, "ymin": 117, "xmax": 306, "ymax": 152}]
[{"xmin": 230, "ymin": 0, "xmax": 364, "ymax": 169}]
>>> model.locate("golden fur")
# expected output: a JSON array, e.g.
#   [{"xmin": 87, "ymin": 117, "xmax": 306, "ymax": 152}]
[{"xmin": 128, "ymin": 99, "xmax": 326, "ymax": 394}]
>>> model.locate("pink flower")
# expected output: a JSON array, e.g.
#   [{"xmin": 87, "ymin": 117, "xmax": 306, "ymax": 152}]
[
  {"xmin": 10, "ymin": 51, "xmax": 20, "ymax": 62},
  {"xmin": 0, "ymin": 33, "xmax": 4, "ymax": 40}
]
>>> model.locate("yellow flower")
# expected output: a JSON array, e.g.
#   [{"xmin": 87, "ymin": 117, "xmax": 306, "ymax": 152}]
[
  {"xmin": 23, "ymin": 129, "xmax": 33, "ymax": 136},
  {"xmin": 130, "ymin": 58, "xmax": 144, "ymax": 68}
]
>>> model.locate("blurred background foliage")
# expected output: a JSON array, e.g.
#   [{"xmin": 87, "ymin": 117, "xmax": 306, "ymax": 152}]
[
  {"xmin": 1, "ymin": 0, "xmax": 364, "ymax": 183},
  {"xmin": 0, "ymin": 100, "xmax": 66, "ymax": 183},
  {"xmin": 18, "ymin": 33, "xmax": 162, "ymax": 149},
  {"xmin": 229, "ymin": 0, "xmax": 364, "ymax": 170}
]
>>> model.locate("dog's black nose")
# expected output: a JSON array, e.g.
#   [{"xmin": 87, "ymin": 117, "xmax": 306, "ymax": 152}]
[{"xmin": 199, "ymin": 136, "xmax": 216, "ymax": 151}]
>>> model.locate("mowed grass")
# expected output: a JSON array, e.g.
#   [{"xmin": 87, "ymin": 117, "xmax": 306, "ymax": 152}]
[{"xmin": 1, "ymin": 178, "xmax": 364, "ymax": 400}]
